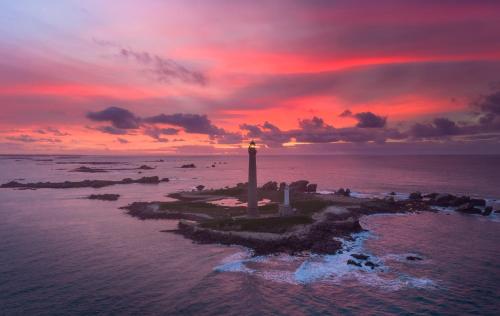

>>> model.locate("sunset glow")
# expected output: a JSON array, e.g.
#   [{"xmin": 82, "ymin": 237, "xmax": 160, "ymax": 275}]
[{"xmin": 1, "ymin": 0, "xmax": 500, "ymax": 154}]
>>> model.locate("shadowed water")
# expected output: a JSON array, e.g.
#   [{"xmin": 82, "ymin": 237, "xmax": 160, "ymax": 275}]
[{"xmin": 0, "ymin": 155, "xmax": 499, "ymax": 315}]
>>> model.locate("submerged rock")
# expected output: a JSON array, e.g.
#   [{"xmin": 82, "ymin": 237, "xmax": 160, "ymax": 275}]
[
  {"xmin": 180, "ymin": 163, "xmax": 196, "ymax": 168},
  {"xmin": 196, "ymin": 185, "xmax": 205, "ymax": 191},
  {"xmin": 406, "ymin": 256, "xmax": 423, "ymax": 261},
  {"xmin": 347, "ymin": 259, "xmax": 362, "ymax": 267}
]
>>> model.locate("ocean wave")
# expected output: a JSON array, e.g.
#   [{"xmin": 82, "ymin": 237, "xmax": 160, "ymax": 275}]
[{"xmin": 214, "ymin": 231, "xmax": 437, "ymax": 291}]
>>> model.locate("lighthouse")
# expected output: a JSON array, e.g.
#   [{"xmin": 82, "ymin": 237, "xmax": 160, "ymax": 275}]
[{"xmin": 247, "ymin": 140, "xmax": 258, "ymax": 217}]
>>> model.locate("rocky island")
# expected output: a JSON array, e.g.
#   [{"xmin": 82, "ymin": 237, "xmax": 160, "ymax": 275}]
[{"xmin": 121, "ymin": 180, "xmax": 441, "ymax": 256}]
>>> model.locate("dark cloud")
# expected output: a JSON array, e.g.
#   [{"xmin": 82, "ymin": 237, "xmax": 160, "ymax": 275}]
[
  {"xmin": 407, "ymin": 90, "xmax": 500, "ymax": 140},
  {"xmin": 119, "ymin": 48, "xmax": 207, "ymax": 86},
  {"xmin": 354, "ymin": 112, "xmax": 387, "ymax": 128},
  {"xmin": 117, "ymin": 137, "xmax": 129, "ymax": 144},
  {"xmin": 94, "ymin": 39, "xmax": 207, "ymax": 86},
  {"xmin": 87, "ymin": 107, "xmax": 241, "ymax": 144},
  {"xmin": 34, "ymin": 127, "xmax": 70, "ymax": 136},
  {"xmin": 143, "ymin": 126, "xmax": 179, "ymax": 142},
  {"xmin": 339, "ymin": 110, "xmax": 352, "ymax": 117},
  {"xmin": 94, "ymin": 126, "xmax": 130, "ymax": 135},
  {"xmin": 87, "ymin": 106, "xmax": 141, "ymax": 129},
  {"xmin": 6, "ymin": 135, "xmax": 62, "ymax": 143},
  {"xmin": 144, "ymin": 113, "xmax": 224, "ymax": 136},
  {"xmin": 242, "ymin": 115, "xmax": 403, "ymax": 147},
  {"xmin": 409, "ymin": 118, "xmax": 460, "ymax": 139}
]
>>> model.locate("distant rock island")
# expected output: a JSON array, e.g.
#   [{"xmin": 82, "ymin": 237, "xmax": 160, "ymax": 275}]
[{"xmin": 1, "ymin": 176, "xmax": 169, "ymax": 189}]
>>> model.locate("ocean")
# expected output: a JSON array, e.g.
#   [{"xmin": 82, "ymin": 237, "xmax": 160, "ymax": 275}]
[{"xmin": 0, "ymin": 155, "xmax": 499, "ymax": 315}]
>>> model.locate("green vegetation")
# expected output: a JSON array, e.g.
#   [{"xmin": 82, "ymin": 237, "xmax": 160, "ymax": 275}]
[
  {"xmin": 200, "ymin": 216, "xmax": 313, "ymax": 234},
  {"xmin": 292, "ymin": 198, "xmax": 333, "ymax": 215}
]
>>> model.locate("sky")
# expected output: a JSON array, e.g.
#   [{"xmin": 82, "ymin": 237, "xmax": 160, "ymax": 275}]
[{"xmin": 1, "ymin": 0, "xmax": 500, "ymax": 155}]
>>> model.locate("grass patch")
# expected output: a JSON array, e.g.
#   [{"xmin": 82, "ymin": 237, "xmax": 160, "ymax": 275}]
[
  {"xmin": 292, "ymin": 198, "xmax": 333, "ymax": 215},
  {"xmin": 201, "ymin": 216, "xmax": 313, "ymax": 234}
]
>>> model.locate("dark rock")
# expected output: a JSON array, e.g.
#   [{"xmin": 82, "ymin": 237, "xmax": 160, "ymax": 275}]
[
  {"xmin": 88, "ymin": 194, "xmax": 120, "ymax": 201},
  {"xmin": 389, "ymin": 192, "xmax": 396, "ymax": 195},
  {"xmin": 409, "ymin": 192, "xmax": 422, "ymax": 200},
  {"xmin": 306, "ymin": 183, "xmax": 317, "ymax": 193},
  {"xmin": 72, "ymin": 166, "xmax": 107, "ymax": 173},
  {"xmin": 351, "ymin": 253, "xmax": 369, "ymax": 260},
  {"xmin": 138, "ymin": 165, "xmax": 155, "ymax": 170},
  {"xmin": 470, "ymin": 198, "xmax": 486, "ymax": 207},
  {"xmin": 278, "ymin": 182, "xmax": 286, "ymax": 191},
  {"xmin": 483, "ymin": 206, "xmax": 493, "ymax": 216},
  {"xmin": 211, "ymin": 164, "xmax": 216, "ymax": 167},
  {"xmin": 455, "ymin": 203, "xmax": 482, "ymax": 214},
  {"xmin": 424, "ymin": 192, "xmax": 439, "ymax": 199},
  {"xmin": 335, "ymin": 188, "xmax": 351, "ymax": 197},
  {"xmin": 347, "ymin": 259, "xmax": 362, "ymax": 267},
  {"xmin": 161, "ymin": 178, "xmax": 170, "ymax": 182},
  {"xmin": 451, "ymin": 196, "xmax": 471, "ymax": 207},
  {"xmin": 364, "ymin": 261, "xmax": 379, "ymax": 269},
  {"xmin": 180, "ymin": 163, "xmax": 196, "ymax": 168},
  {"xmin": 289, "ymin": 180, "xmax": 309, "ymax": 192},
  {"xmin": 174, "ymin": 221, "xmax": 338, "ymax": 256},
  {"xmin": 406, "ymin": 256, "xmax": 423, "ymax": 261},
  {"xmin": 136, "ymin": 176, "xmax": 161, "ymax": 184},
  {"xmin": 433, "ymin": 193, "xmax": 455, "ymax": 206},
  {"xmin": 261, "ymin": 181, "xmax": 278, "ymax": 191},
  {"xmin": 196, "ymin": 185, "xmax": 205, "ymax": 191},
  {"xmin": 311, "ymin": 239, "xmax": 342, "ymax": 254}
]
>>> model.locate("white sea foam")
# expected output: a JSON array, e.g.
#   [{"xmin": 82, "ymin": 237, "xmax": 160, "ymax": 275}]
[{"xmin": 214, "ymin": 230, "xmax": 437, "ymax": 291}]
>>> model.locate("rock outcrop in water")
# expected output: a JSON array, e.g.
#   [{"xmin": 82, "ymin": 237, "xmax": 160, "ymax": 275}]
[
  {"xmin": 88, "ymin": 194, "xmax": 120, "ymax": 201},
  {"xmin": 72, "ymin": 166, "xmax": 108, "ymax": 173},
  {"xmin": 1, "ymin": 176, "xmax": 169, "ymax": 189}
]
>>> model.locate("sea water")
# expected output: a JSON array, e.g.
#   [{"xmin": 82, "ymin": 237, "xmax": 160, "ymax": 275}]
[{"xmin": 0, "ymin": 155, "xmax": 499, "ymax": 315}]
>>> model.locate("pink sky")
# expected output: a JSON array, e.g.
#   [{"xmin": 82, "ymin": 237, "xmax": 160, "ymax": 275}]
[{"xmin": 1, "ymin": 0, "xmax": 500, "ymax": 154}]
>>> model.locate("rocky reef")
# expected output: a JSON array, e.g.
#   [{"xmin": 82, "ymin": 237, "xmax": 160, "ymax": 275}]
[
  {"xmin": 407, "ymin": 191, "xmax": 491, "ymax": 216},
  {"xmin": 1, "ymin": 176, "xmax": 169, "ymax": 189}
]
